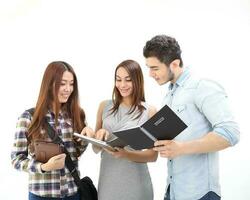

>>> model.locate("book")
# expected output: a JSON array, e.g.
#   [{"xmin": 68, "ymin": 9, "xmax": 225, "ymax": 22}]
[
  {"xmin": 112, "ymin": 104, "xmax": 187, "ymax": 150},
  {"xmin": 73, "ymin": 133, "xmax": 126, "ymax": 151}
]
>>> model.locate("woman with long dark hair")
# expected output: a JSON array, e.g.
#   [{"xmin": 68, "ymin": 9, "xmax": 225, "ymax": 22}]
[
  {"xmin": 11, "ymin": 61, "xmax": 94, "ymax": 200},
  {"xmin": 94, "ymin": 59, "xmax": 158, "ymax": 200}
]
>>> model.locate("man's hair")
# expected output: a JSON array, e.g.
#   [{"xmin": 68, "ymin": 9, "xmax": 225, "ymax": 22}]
[{"xmin": 143, "ymin": 35, "xmax": 183, "ymax": 67}]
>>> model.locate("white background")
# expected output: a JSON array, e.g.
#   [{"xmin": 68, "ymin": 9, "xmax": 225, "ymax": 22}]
[{"xmin": 1, "ymin": 0, "xmax": 250, "ymax": 199}]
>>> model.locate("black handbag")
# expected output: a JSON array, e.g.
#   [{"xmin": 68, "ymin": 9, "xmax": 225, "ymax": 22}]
[{"xmin": 79, "ymin": 176, "xmax": 98, "ymax": 200}]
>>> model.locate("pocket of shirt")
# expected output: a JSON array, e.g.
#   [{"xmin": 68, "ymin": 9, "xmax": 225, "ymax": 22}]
[{"xmin": 174, "ymin": 104, "xmax": 192, "ymax": 125}]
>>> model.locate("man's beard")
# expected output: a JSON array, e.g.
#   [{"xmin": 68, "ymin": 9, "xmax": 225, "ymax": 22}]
[{"xmin": 167, "ymin": 67, "xmax": 175, "ymax": 82}]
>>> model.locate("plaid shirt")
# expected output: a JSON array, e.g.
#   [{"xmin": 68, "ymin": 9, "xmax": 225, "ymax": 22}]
[{"xmin": 11, "ymin": 110, "xmax": 88, "ymax": 198}]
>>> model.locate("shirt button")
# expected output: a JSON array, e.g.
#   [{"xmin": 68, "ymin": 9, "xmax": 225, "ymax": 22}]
[
  {"xmin": 170, "ymin": 160, "xmax": 172, "ymax": 162},
  {"xmin": 170, "ymin": 176, "xmax": 172, "ymax": 179}
]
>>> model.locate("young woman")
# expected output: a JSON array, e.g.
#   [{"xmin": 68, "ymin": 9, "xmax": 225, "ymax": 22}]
[
  {"xmin": 94, "ymin": 60, "xmax": 158, "ymax": 200},
  {"xmin": 11, "ymin": 61, "xmax": 94, "ymax": 200}
]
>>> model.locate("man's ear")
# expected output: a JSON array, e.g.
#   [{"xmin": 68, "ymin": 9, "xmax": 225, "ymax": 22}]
[{"xmin": 169, "ymin": 59, "xmax": 181, "ymax": 71}]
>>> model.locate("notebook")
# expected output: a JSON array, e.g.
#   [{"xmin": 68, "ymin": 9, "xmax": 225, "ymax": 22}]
[{"xmin": 112, "ymin": 104, "xmax": 187, "ymax": 150}]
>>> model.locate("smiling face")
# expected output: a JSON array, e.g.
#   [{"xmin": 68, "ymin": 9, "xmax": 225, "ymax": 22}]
[
  {"xmin": 146, "ymin": 56, "xmax": 174, "ymax": 85},
  {"xmin": 115, "ymin": 67, "xmax": 133, "ymax": 98},
  {"xmin": 57, "ymin": 71, "xmax": 74, "ymax": 103}
]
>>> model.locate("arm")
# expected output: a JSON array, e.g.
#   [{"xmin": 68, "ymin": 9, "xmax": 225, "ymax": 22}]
[
  {"xmin": 154, "ymin": 132, "xmax": 230, "ymax": 158},
  {"xmin": 105, "ymin": 148, "xmax": 157, "ymax": 163},
  {"xmin": 154, "ymin": 80, "xmax": 240, "ymax": 158},
  {"xmin": 11, "ymin": 112, "xmax": 44, "ymax": 173},
  {"xmin": 92, "ymin": 100, "xmax": 108, "ymax": 153}
]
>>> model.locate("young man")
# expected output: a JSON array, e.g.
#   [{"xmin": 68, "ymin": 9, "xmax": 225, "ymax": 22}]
[{"xmin": 143, "ymin": 35, "xmax": 240, "ymax": 200}]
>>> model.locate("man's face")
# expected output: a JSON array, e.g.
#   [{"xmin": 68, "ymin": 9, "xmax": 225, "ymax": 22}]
[{"xmin": 145, "ymin": 57, "xmax": 173, "ymax": 85}]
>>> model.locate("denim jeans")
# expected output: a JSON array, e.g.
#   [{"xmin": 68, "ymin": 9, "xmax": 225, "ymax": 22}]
[
  {"xmin": 164, "ymin": 185, "xmax": 171, "ymax": 200},
  {"xmin": 198, "ymin": 191, "xmax": 221, "ymax": 200},
  {"xmin": 29, "ymin": 192, "xmax": 80, "ymax": 200},
  {"xmin": 163, "ymin": 185, "xmax": 221, "ymax": 200}
]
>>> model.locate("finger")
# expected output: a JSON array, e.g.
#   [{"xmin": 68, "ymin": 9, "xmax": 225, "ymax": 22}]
[
  {"xmin": 86, "ymin": 130, "xmax": 94, "ymax": 138},
  {"xmin": 159, "ymin": 152, "xmax": 169, "ymax": 158},
  {"xmin": 104, "ymin": 148, "xmax": 115, "ymax": 155},
  {"xmin": 105, "ymin": 147, "xmax": 117, "ymax": 152},
  {"xmin": 96, "ymin": 133, "xmax": 105, "ymax": 141},
  {"xmin": 114, "ymin": 147, "xmax": 123, "ymax": 152},
  {"xmin": 104, "ymin": 134, "xmax": 108, "ymax": 141},
  {"xmin": 80, "ymin": 127, "xmax": 86, "ymax": 135},
  {"xmin": 104, "ymin": 131, "xmax": 109, "ymax": 140},
  {"xmin": 153, "ymin": 145, "xmax": 169, "ymax": 151},
  {"xmin": 53, "ymin": 153, "xmax": 66, "ymax": 160},
  {"xmin": 154, "ymin": 140, "xmax": 171, "ymax": 147}
]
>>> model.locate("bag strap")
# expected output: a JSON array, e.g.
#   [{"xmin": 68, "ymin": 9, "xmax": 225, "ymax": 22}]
[{"xmin": 26, "ymin": 108, "xmax": 35, "ymax": 116}]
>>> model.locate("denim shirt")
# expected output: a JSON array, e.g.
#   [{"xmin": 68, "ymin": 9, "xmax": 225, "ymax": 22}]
[{"xmin": 162, "ymin": 68, "xmax": 240, "ymax": 200}]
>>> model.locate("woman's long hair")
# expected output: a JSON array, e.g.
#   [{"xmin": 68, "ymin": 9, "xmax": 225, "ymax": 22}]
[
  {"xmin": 111, "ymin": 60, "xmax": 145, "ymax": 119},
  {"xmin": 27, "ymin": 61, "xmax": 86, "ymax": 142}
]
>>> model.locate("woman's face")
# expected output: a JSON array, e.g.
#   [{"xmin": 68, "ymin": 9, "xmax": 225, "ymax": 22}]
[
  {"xmin": 58, "ymin": 71, "xmax": 74, "ymax": 103},
  {"xmin": 115, "ymin": 67, "xmax": 133, "ymax": 98}
]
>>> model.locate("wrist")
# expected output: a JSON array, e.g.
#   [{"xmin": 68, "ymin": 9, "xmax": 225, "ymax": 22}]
[
  {"xmin": 181, "ymin": 140, "xmax": 198, "ymax": 155},
  {"xmin": 180, "ymin": 141, "xmax": 188, "ymax": 155}
]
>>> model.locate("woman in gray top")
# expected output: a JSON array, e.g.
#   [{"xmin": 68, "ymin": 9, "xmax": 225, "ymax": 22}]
[{"xmin": 94, "ymin": 60, "xmax": 158, "ymax": 200}]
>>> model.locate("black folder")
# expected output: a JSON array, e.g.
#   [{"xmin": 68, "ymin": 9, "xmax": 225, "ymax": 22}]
[{"xmin": 112, "ymin": 104, "xmax": 187, "ymax": 150}]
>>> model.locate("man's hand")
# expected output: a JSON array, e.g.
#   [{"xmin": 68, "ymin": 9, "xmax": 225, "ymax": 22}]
[{"xmin": 153, "ymin": 140, "xmax": 185, "ymax": 158}]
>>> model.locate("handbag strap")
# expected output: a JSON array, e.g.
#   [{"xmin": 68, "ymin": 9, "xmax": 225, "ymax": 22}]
[{"xmin": 46, "ymin": 121, "xmax": 83, "ymax": 189}]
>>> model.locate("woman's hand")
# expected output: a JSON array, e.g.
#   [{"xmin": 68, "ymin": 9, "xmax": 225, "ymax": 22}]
[
  {"xmin": 41, "ymin": 153, "xmax": 66, "ymax": 171},
  {"xmin": 95, "ymin": 128, "xmax": 109, "ymax": 141},
  {"xmin": 104, "ymin": 147, "xmax": 129, "ymax": 159},
  {"xmin": 92, "ymin": 129, "xmax": 110, "ymax": 153},
  {"xmin": 80, "ymin": 126, "xmax": 95, "ymax": 138}
]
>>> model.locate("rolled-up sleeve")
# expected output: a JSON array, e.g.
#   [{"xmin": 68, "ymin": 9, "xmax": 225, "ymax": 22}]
[{"xmin": 194, "ymin": 80, "xmax": 240, "ymax": 146}]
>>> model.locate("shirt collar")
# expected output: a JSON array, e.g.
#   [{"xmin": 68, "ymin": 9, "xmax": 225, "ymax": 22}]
[{"xmin": 168, "ymin": 67, "xmax": 191, "ymax": 90}]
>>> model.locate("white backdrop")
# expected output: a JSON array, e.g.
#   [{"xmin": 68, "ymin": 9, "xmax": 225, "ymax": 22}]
[{"xmin": 1, "ymin": 0, "xmax": 250, "ymax": 199}]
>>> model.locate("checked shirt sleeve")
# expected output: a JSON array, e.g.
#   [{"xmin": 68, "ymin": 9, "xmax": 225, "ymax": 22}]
[{"xmin": 11, "ymin": 112, "xmax": 43, "ymax": 174}]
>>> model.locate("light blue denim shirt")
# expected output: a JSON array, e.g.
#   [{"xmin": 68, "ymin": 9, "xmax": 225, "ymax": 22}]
[{"xmin": 162, "ymin": 68, "xmax": 240, "ymax": 200}]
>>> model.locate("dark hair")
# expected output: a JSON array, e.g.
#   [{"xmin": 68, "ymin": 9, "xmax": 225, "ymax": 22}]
[
  {"xmin": 143, "ymin": 35, "xmax": 183, "ymax": 67},
  {"xmin": 111, "ymin": 60, "xmax": 145, "ymax": 119},
  {"xmin": 27, "ymin": 61, "xmax": 86, "ymax": 142}
]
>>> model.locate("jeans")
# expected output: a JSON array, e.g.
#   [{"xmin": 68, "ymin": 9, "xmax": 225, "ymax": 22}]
[
  {"xmin": 29, "ymin": 192, "xmax": 80, "ymax": 200},
  {"xmin": 199, "ymin": 192, "xmax": 221, "ymax": 200},
  {"xmin": 163, "ymin": 185, "xmax": 221, "ymax": 200},
  {"xmin": 164, "ymin": 185, "xmax": 171, "ymax": 200}
]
